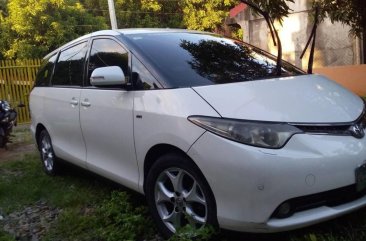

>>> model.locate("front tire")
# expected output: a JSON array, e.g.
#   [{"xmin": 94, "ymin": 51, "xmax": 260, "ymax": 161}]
[
  {"xmin": 38, "ymin": 130, "xmax": 61, "ymax": 175},
  {"xmin": 146, "ymin": 153, "xmax": 217, "ymax": 238}
]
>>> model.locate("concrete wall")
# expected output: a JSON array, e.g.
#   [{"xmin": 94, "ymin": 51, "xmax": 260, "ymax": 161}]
[{"xmin": 233, "ymin": 0, "xmax": 363, "ymax": 70}]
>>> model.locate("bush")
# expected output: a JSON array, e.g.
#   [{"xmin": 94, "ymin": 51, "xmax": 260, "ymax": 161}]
[{"xmin": 96, "ymin": 191, "xmax": 155, "ymax": 241}]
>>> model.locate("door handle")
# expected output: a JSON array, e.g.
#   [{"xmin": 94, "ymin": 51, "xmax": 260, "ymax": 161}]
[
  {"xmin": 70, "ymin": 98, "xmax": 78, "ymax": 106},
  {"xmin": 81, "ymin": 99, "xmax": 91, "ymax": 107}
]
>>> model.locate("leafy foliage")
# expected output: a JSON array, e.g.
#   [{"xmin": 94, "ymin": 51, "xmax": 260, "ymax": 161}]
[
  {"xmin": 169, "ymin": 224, "xmax": 216, "ymax": 241},
  {"xmin": 0, "ymin": 0, "xmax": 6, "ymax": 20},
  {"xmin": 1, "ymin": 0, "xmax": 364, "ymax": 60},
  {"xmin": 241, "ymin": 0, "xmax": 294, "ymax": 23},
  {"xmin": 1, "ymin": 0, "xmax": 107, "ymax": 59},
  {"xmin": 312, "ymin": 0, "xmax": 366, "ymax": 37},
  {"xmin": 182, "ymin": 0, "xmax": 236, "ymax": 31},
  {"xmin": 114, "ymin": 0, "xmax": 182, "ymax": 28},
  {"xmin": 96, "ymin": 191, "xmax": 155, "ymax": 241},
  {"xmin": 80, "ymin": 0, "xmax": 183, "ymax": 29}
]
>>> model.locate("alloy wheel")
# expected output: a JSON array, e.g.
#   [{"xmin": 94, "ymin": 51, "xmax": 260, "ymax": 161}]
[
  {"xmin": 154, "ymin": 167, "xmax": 208, "ymax": 233},
  {"xmin": 41, "ymin": 134, "xmax": 54, "ymax": 172}
]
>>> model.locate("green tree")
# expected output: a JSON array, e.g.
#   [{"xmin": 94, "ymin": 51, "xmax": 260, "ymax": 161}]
[
  {"xmin": 240, "ymin": 0, "xmax": 294, "ymax": 23},
  {"xmin": 182, "ymin": 0, "xmax": 236, "ymax": 31},
  {"xmin": 79, "ymin": 0, "xmax": 110, "ymax": 25},
  {"xmin": 0, "ymin": 0, "xmax": 6, "ymax": 18},
  {"xmin": 114, "ymin": 0, "xmax": 182, "ymax": 28},
  {"xmin": 181, "ymin": 0, "xmax": 295, "ymax": 32},
  {"xmin": 1, "ymin": 0, "xmax": 107, "ymax": 59},
  {"xmin": 79, "ymin": 0, "xmax": 183, "ymax": 29},
  {"xmin": 314, "ymin": 0, "xmax": 365, "ymax": 37},
  {"xmin": 0, "ymin": 0, "xmax": 9, "ymax": 59}
]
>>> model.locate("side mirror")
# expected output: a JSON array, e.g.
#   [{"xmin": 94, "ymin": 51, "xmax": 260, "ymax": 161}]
[{"xmin": 90, "ymin": 66, "xmax": 126, "ymax": 86}]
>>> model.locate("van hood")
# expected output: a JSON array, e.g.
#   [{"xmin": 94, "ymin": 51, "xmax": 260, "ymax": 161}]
[{"xmin": 192, "ymin": 75, "xmax": 364, "ymax": 123}]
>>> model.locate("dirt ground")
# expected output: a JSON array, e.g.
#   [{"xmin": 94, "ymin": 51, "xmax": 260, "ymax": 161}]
[{"xmin": 0, "ymin": 125, "xmax": 37, "ymax": 163}]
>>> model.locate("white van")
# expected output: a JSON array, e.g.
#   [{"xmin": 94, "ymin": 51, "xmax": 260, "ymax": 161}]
[{"xmin": 30, "ymin": 29, "xmax": 366, "ymax": 238}]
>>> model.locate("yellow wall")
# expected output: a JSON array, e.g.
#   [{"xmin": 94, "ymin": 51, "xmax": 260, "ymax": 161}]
[{"xmin": 314, "ymin": 65, "xmax": 366, "ymax": 97}]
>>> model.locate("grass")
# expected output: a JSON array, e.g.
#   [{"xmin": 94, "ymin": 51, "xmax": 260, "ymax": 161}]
[
  {"xmin": 1, "ymin": 128, "xmax": 366, "ymax": 240},
  {"xmin": 10, "ymin": 125, "xmax": 33, "ymax": 145},
  {"xmin": 0, "ymin": 153, "xmax": 155, "ymax": 241},
  {"xmin": 0, "ymin": 154, "xmax": 110, "ymax": 213}
]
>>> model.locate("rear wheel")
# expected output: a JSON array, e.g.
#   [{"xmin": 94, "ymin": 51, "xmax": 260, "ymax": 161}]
[
  {"xmin": 146, "ymin": 153, "xmax": 217, "ymax": 238},
  {"xmin": 38, "ymin": 130, "xmax": 61, "ymax": 175}
]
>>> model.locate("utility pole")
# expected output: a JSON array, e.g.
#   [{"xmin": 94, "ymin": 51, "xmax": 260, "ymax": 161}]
[{"xmin": 107, "ymin": 0, "xmax": 118, "ymax": 29}]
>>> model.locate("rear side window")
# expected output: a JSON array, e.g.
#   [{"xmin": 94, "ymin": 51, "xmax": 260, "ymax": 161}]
[
  {"xmin": 35, "ymin": 54, "xmax": 57, "ymax": 87},
  {"xmin": 52, "ymin": 42, "xmax": 88, "ymax": 86},
  {"xmin": 87, "ymin": 38, "xmax": 129, "ymax": 85}
]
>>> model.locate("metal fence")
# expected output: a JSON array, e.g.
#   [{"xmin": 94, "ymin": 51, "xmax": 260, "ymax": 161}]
[{"xmin": 0, "ymin": 59, "xmax": 41, "ymax": 124}]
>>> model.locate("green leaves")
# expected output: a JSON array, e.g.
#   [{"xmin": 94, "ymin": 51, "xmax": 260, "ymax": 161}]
[
  {"xmin": 96, "ymin": 191, "xmax": 155, "ymax": 241},
  {"xmin": 243, "ymin": 0, "xmax": 294, "ymax": 24},
  {"xmin": 1, "ymin": 0, "xmax": 107, "ymax": 59},
  {"xmin": 1, "ymin": 0, "xmax": 362, "ymax": 60},
  {"xmin": 183, "ymin": 0, "xmax": 236, "ymax": 31},
  {"xmin": 312, "ymin": 0, "xmax": 366, "ymax": 37}
]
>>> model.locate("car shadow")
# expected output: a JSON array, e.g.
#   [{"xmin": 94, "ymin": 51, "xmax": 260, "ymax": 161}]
[{"xmin": 58, "ymin": 160, "xmax": 147, "ymax": 206}]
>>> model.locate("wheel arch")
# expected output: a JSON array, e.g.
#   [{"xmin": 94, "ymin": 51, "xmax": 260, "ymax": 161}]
[
  {"xmin": 143, "ymin": 143, "xmax": 219, "ymax": 234},
  {"xmin": 35, "ymin": 123, "xmax": 47, "ymax": 148},
  {"xmin": 143, "ymin": 143, "xmax": 216, "ymax": 203},
  {"xmin": 143, "ymin": 144, "xmax": 186, "ymax": 183}
]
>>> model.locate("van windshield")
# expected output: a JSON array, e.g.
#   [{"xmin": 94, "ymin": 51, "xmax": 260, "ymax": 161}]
[{"xmin": 125, "ymin": 32, "xmax": 304, "ymax": 88}]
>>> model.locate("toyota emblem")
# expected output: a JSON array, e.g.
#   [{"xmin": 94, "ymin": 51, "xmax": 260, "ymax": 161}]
[{"xmin": 349, "ymin": 124, "xmax": 365, "ymax": 139}]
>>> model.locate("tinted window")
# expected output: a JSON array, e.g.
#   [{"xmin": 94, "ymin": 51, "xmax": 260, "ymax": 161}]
[
  {"xmin": 52, "ymin": 42, "xmax": 87, "ymax": 86},
  {"xmin": 132, "ymin": 55, "xmax": 160, "ymax": 90},
  {"xmin": 87, "ymin": 38, "xmax": 129, "ymax": 85},
  {"xmin": 35, "ymin": 54, "xmax": 57, "ymax": 87},
  {"xmin": 126, "ymin": 32, "xmax": 304, "ymax": 88}
]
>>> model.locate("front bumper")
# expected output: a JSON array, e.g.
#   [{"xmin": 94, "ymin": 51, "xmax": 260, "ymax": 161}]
[{"xmin": 187, "ymin": 132, "xmax": 366, "ymax": 232}]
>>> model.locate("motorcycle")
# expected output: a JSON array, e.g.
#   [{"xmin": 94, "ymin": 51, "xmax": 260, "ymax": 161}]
[{"xmin": 0, "ymin": 100, "xmax": 23, "ymax": 148}]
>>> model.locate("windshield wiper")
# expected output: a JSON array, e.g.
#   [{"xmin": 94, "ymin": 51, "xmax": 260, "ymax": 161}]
[
  {"xmin": 300, "ymin": 7, "xmax": 319, "ymax": 74},
  {"xmin": 240, "ymin": 1, "xmax": 282, "ymax": 76}
]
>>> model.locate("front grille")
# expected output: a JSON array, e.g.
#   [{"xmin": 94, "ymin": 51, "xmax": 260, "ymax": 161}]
[
  {"xmin": 295, "ymin": 124, "xmax": 351, "ymax": 135},
  {"xmin": 271, "ymin": 185, "xmax": 366, "ymax": 219},
  {"xmin": 293, "ymin": 108, "xmax": 366, "ymax": 137}
]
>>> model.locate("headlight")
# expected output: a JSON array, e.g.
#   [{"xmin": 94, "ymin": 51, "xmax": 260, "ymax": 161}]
[{"xmin": 188, "ymin": 116, "xmax": 303, "ymax": 149}]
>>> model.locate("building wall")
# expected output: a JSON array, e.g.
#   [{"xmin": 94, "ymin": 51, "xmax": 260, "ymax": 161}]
[
  {"xmin": 314, "ymin": 65, "xmax": 366, "ymax": 96},
  {"xmin": 233, "ymin": 0, "xmax": 363, "ymax": 69}
]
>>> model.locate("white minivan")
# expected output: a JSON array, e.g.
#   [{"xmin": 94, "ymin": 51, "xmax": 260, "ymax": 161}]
[{"xmin": 30, "ymin": 29, "xmax": 366, "ymax": 238}]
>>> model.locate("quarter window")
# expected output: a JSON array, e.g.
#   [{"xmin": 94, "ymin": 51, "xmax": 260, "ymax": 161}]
[
  {"xmin": 52, "ymin": 42, "xmax": 88, "ymax": 86},
  {"xmin": 35, "ymin": 54, "xmax": 57, "ymax": 87},
  {"xmin": 87, "ymin": 38, "xmax": 129, "ymax": 85},
  {"xmin": 132, "ymin": 55, "xmax": 160, "ymax": 90}
]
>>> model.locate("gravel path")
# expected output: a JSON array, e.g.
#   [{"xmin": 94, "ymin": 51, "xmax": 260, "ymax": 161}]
[
  {"xmin": 0, "ymin": 201, "xmax": 61, "ymax": 241},
  {"xmin": 0, "ymin": 143, "xmax": 36, "ymax": 163}
]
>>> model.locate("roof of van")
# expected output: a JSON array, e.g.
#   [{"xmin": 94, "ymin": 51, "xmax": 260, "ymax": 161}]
[{"xmin": 42, "ymin": 28, "xmax": 209, "ymax": 60}]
